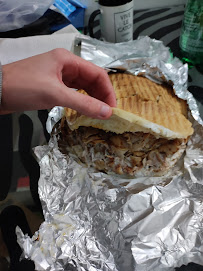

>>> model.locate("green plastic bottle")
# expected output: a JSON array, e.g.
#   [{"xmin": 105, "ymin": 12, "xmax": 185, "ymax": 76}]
[{"xmin": 179, "ymin": 0, "xmax": 203, "ymax": 70}]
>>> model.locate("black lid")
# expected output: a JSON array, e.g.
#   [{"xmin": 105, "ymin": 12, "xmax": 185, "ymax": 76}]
[{"xmin": 99, "ymin": 0, "xmax": 132, "ymax": 7}]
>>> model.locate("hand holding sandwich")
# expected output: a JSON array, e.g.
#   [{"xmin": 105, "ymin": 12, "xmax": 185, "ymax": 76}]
[{"xmin": 0, "ymin": 48, "xmax": 116, "ymax": 118}]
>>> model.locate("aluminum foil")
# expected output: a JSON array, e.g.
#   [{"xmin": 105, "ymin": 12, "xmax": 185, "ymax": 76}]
[{"xmin": 17, "ymin": 35, "xmax": 203, "ymax": 271}]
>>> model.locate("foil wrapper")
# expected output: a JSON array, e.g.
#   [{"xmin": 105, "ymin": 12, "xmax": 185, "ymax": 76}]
[{"xmin": 17, "ymin": 35, "xmax": 203, "ymax": 271}]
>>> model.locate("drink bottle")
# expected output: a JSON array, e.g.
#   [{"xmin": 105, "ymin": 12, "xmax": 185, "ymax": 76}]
[
  {"xmin": 88, "ymin": 0, "xmax": 134, "ymax": 43},
  {"xmin": 179, "ymin": 0, "xmax": 203, "ymax": 71}
]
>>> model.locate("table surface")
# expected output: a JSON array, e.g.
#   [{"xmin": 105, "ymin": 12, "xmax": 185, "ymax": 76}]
[{"xmin": 0, "ymin": 5, "xmax": 202, "ymax": 271}]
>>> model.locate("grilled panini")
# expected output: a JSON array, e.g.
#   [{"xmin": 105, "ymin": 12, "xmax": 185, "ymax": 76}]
[{"xmin": 60, "ymin": 73, "xmax": 193, "ymax": 177}]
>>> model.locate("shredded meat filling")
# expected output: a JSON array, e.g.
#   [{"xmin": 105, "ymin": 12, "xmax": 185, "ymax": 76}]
[{"xmin": 59, "ymin": 124, "xmax": 186, "ymax": 176}]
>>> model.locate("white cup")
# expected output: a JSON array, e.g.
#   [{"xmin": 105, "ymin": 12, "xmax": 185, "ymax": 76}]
[{"xmin": 88, "ymin": 0, "xmax": 134, "ymax": 43}]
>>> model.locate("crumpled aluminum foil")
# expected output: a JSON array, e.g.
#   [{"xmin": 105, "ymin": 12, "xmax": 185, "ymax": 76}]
[{"xmin": 17, "ymin": 35, "xmax": 203, "ymax": 271}]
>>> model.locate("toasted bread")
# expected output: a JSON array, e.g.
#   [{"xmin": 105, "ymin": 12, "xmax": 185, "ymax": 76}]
[
  {"xmin": 109, "ymin": 73, "xmax": 188, "ymax": 116},
  {"xmin": 64, "ymin": 74, "xmax": 193, "ymax": 139}
]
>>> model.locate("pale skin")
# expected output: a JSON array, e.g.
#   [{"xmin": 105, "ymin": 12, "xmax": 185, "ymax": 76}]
[{"xmin": 0, "ymin": 48, "xmax": 117, "ymax": 118}]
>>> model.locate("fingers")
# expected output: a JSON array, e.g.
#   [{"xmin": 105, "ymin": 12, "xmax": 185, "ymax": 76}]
[
  {"xmin": 0, "ymin": 48, "xmax": 116, "ymax": 117},
  {"xmin": 58, "ymin": 86, "xmax": 112, "ymax": 119},
  {"xmin": 61, "ymin": 51, "xmax": 117, "ymax": 107}
]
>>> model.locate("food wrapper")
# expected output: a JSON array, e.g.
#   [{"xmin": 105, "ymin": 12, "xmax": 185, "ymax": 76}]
[{"xmin": 17, "ymin": 35, "xmax": 203, "ymax": 271}]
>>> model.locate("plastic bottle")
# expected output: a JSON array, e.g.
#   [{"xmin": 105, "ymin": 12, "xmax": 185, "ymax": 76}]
[{"xmin": 179, "ymin": 0, "xmax": 203, "ymax": 70}]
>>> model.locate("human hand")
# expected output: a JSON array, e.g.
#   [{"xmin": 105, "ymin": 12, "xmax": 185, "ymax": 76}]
[{"xmin": 1, "ymin": 48, "xmax": 116, "ymax": 119}]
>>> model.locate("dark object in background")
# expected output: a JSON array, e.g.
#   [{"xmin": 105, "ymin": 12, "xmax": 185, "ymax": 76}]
[
  {"xmin": 0, "ymin": 205, "xmax": 35, "ymax": 271},
  {"xmin": 0, "ymin": 8, "xmax": 85, "ymax": 39},
  {"xmin": 0, "ymin": 256, "xmax": 9, "ymax": 271},
  {"xmin": 0, "ymin": 9, "xmax": 70, "ymax": 38},
  {"xmin": 18, "ymin": 114, "xmax": 42, "ymax": 212},
  {"xmin": 0, "ymin": 115, "xmax": 13, "ymax": 201},
  {"xmin": 99, "ymin": 0, "xmax": 132, "ymax": 6},
  {"xmin": 176, "ymin": 263, "xmax": 203, "ymax": 271}
]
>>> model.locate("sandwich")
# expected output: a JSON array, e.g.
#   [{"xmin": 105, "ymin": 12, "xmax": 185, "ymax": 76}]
[{"xmin": 59, "ymin": 73, "xmax": 194, "ymax": 177}]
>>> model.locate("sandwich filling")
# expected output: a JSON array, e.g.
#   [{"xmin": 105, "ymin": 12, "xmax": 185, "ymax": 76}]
[
  {"xmin": 60, "ymin": 123, "xmax": 186, "ymax": 177},
  {"xmin": 60, "ymin": 73, "xmax": 193, "ymax": 177}
]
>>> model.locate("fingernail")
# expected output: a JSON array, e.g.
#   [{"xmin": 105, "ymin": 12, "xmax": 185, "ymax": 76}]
[{"xmin": 99, "ymin": 105, "xmax": 111, "ymax": 118}]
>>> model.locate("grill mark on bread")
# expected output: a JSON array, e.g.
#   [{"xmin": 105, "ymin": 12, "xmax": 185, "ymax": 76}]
[
  {"xmin": 114, "ymin": 95, "xmax": 192, "ymax": 137},
  {"xmin": 108, "ymin": 73, "xmax": 188, "ymax": 116}
]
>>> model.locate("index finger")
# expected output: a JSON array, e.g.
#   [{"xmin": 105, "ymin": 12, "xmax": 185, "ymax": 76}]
[{"xmin": 61, "ymin": 52, "xmax": 117, "ymax": 107}]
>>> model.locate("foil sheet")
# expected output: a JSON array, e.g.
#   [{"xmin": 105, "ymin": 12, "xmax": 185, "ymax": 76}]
[{"xmin": 17, "ymin": 35, "xmax": 203, "ymax": 271}]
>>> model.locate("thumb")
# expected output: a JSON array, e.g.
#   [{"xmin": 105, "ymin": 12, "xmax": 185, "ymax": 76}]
[{"xmin": 59, "ymin": 87, "xmax": 113, "ymax": 119}]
